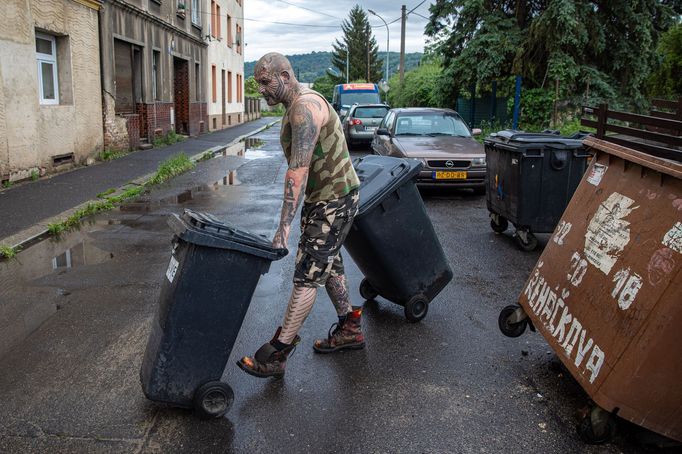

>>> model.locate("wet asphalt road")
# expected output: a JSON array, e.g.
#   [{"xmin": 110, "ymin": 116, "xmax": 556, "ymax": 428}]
[{"xmin": 0, "ymin": 123, "xmax": 661, "ymax": 453}]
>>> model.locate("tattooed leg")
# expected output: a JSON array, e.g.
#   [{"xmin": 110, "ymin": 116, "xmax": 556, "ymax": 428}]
[
  {"xmin": 325, "ymin": 274, "xmax": 352, "ymax": 317},
  {"xmin": 278, "ymin": 285, "xmax": 318, "ymax": 344}
]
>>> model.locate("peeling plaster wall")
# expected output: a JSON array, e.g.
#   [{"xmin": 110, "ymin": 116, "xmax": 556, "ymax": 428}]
[{"xmin": 0, "ymin": 0, "xmax": 103, "ymax": 180}]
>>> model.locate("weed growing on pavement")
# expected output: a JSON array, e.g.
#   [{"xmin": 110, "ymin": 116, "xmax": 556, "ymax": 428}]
[
  {"xmin": 154, "ymin": 131, "xmax": 185, "ymax": 147},
  {"xmin": 45, "ymin": 154, "xmax": 194, "ymax": 238},
  {"xmin": 30, "ymin": 170, "xmax": 39, "ymax": 181},
  {"xmin": 96, "ymin": 188, "xmax": 116, "ymax": 198},
  {"xmin": 98, "ymin": 149, "xmax": 127, "ymax": 161},
  {"xmin": 2, "ymin": 180, "xmax": 12, "ymax": 188},
  {"xmin": 146, "ymin": 153, "xmax": 195, "ymax": 186},
  {"xmin": 0, "ymin": 244, "xmax": 18, "ymax": 259},
  {"xmin": 198, "ymin": 151, "xmax": 214, "ymax": 162}
]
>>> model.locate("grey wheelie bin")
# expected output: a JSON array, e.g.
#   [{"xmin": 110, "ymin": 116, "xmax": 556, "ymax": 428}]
[
  {"xmin": 484, "ymin": 131, "xmax": 591, "ymax": 251},
  {"xmin": 140, "ymin": 209, "xmax": 286, "ymax": 418},
  {"xmin": 344, "ymin": 155, "xmax": 453, "ymax": 322}
]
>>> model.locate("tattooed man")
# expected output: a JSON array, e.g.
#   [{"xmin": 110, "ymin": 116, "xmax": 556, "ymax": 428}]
[{"xmin": 237, "ymin": 53, "xmax": 364, "ymax": 378}]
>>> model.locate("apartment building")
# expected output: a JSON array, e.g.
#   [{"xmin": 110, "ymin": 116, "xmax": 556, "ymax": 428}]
[
  {"xmin": 205, "ymin": 0, "xmax": 245, "ymax": 131},
  {"xmin": 0, "ymin": 0, "xmax": 104, "ymax": 183},
  {"xmin": 99, "ymin": 0, "xmax": 209, "ymax": 150}
]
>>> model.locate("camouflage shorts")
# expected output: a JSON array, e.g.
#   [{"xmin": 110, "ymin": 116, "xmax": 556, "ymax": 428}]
[{"xmin": 294, "ymin": 189, "xmax": 359, "ymax": 287}]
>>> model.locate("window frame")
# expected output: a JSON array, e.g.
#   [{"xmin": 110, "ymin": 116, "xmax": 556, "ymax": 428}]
[
  {"xmin": 191, "ymin": 0, "xmax": 201, "ymax": 26},
  {"xmin": 36, "ymin": 32, "xmax": 59, "ymax": 105}
]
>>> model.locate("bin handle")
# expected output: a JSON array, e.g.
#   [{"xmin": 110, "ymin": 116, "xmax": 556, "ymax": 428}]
[{"xmin": 549, "ymin": 148, "xmax": 568, "ymax": 171}]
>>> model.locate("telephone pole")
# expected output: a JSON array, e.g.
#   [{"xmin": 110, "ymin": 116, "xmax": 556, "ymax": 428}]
[{"xmin": 399, "ymin": 4, "xmax": 406, "ymax": 83}]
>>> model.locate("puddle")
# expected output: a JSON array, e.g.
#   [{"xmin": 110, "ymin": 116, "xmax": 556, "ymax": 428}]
[{"xmin": 0, "ymin": 228, "xmax": 114, "ymax": 357}]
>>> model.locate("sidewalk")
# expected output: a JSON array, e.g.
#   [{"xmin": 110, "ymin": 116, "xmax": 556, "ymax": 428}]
[{"xmin": 0, "ymin": 117, "xmax": 279, "ymax": 246}]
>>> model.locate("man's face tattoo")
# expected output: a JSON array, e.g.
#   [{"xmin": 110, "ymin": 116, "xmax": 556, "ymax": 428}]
[
  {"xmin": 254, "ymin": 53, "xmax": 297, "ymax": 106},
  {"xmin": 256, "ymin": 70, "xmax": 286, "ymax": 106}
]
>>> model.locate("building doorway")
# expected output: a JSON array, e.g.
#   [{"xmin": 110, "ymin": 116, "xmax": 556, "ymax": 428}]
[
  {"xmin": 173, "ymin": 57, "xmax": 189, "ymax": 134},
  {"xmin": 114, "ymin": 39, "xmax": 142, "ymax": 114}
]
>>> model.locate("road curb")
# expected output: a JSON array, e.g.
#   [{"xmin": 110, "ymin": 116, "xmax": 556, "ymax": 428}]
[{"xmin": 0, "ymin": 119, "xmax": 281, "ymax": 253}]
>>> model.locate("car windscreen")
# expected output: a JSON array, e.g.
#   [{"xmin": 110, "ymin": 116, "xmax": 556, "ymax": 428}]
[
  {"xmin": 353, "ymin": 106, "xmax": 389, "ymax": 118},
  {"xmin": 340, "ymin": 92, "xmax": 381, "ymax": 106},
  {"xmin": 394, "ymin": 113, "xmax": 471, "ymax": 137}
]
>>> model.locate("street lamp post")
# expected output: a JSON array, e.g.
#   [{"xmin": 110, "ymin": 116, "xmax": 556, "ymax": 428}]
[
  {"xmin": 368, "ymin": 9, "xmax": 389, "ymax": 83},
  {"xmin": 341, "ymin": 43, "xmax": 349, "ymax": 83}
]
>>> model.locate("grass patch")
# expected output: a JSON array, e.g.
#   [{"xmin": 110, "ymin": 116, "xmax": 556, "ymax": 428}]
[
  {"xmin": 98, "ymin": 149, "xmax": 127, "ymax": 161},
  {"xmin": 2, "ymin": 180, "xmax": 13, "ymax": 188},
  {"xmin": 0, "ymin": 244, "xmax": 19, "ymax": 259},
  {"xmin": 96, "ymin": 188, "xmax": 116, "ymax": 198},
  {"xmin": 146, "ymin": 153, "xmax": 195, "ymax": 186},
  {"xmin": 31, "ymin": 170, "xmax": 39, "ymax": 181},
  {"xmin": 153, "ymin": 130, "xmax": 185, "ymax": 148},
  {"xmin": 197, "ymin": 151, "xmax": 214, "ymax": 162}
]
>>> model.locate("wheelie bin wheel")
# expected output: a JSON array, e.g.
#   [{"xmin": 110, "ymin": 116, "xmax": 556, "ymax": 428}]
[
  {"xmin": 490, "ymin": 216, "xmax": 508, "ymax": 233},
  {"xmin": 515, "ymin": 230, "xmax": 538, "ymax": 251},
  {"xmin": 359, "ymin": 278, "xmax": 379, "ymax": 301},
  {"xmin": 193, "ymin": 381, "xmax": 234, "ymax": 419},
  {"xmin": 577, "ymin": 407, "xmax": 617, "ymax": 444},
  {"xmin": 498, "ymin": 304, "xmax": 528, "ymax": 338},
  {"xmin": 404, "ymin": 295, "xmax": 429, "ymax": 322}
]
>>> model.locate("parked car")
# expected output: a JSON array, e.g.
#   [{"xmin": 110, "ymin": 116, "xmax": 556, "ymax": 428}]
[
  {"xmin": 371, "ymin": 108, "xmax": 486, "ymax": 193},
  {"xmin": 342, "ymin": 103, "xmax": 390, "ymax": 149}
]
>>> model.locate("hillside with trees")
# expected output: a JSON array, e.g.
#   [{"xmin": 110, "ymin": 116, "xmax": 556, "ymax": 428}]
[{"xmin": 244, "ymin": 51, "xmax": 423, "ymax": 83}]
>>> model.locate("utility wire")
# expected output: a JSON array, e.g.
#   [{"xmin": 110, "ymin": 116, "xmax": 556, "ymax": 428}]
[{"xmin": 274, "ymin": 0, "xmax": 339, "ymax": 19}]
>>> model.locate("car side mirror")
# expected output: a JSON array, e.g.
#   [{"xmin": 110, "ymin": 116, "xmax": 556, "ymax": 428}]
[
  {"xmin": 376, "ymin": 128, "xmax": 390, "ymax": 136},
  {"xmin": 472, "ymin": 128, "xmax": 482, "ymax": 136}
]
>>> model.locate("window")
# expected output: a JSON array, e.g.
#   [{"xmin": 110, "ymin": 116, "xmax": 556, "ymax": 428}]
[
  {"xmin": 237, "ymin": 74, "xmax": 242, "ymax": 103},
  {"xmin": 227, "ymin": 14, "xmax": 232, "ymax": 47},
  {"xmin": 195, "ymin": 62, "xmax": 200, "ymax": 101},
  {"xmin": 211, "ymin": 65, "xmax": 217, "ymax": 103},
  {"xmin": 152, "ymin": 50, "xmax": 161, "ymax": 100},
  {"xmin": 235, "ymin": 24, "xmax": 242, "ymax": 54},
  {"xmin": 211, "ymin": 1, "xmax": 216, "ymax": 37},
  {"xmin": 191, "ymin": 0, "xmax": 200, "ymax": 25},
  {"xmin": 227, "ymin": 70, "xmax": 232, "ymax": 102},
  {"xmin": 216, "ymin": 4, "xmax": 221, "ymax": 39},
  {"xmin": 36, "ymin": 33, "xmax": 59, "ymax": 105}
]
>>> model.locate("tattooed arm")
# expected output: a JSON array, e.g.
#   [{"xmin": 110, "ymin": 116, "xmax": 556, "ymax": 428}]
[{"xmin": 273, "ymin": 94, "xmax": 329, "ymax": 249}]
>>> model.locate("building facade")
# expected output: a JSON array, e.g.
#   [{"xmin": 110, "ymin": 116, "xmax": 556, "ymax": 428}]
[
  {"xmin": 205, "ymin": 0, "xmax": 245, "ymax": 131},
  {"xmin": 0, "ymin": 0, "xmax": 104, "ymax": 184},
  {"xmin": 99, "ymin": 0, "xmax": 209, "ymax": 151}
]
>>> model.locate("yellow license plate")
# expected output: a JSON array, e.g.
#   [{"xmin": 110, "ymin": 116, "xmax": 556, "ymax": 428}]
[{"xmin": 433, "ymin": 171, "xmax": 467, "ymax": 180}]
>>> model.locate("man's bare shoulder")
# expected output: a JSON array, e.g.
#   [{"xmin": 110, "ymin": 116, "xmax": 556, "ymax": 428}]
[{"xmin": 289, "ymin": 93, "xmax": 327, "ymax": 124}]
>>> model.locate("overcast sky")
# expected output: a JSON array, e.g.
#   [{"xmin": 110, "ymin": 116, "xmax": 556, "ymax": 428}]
[{"xmin": 243, "ymin": 1, "xmax": 432, "ymax": 62}]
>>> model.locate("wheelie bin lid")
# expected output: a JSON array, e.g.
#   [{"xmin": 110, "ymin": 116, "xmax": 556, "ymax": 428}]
[
  {"xmin": 167, "ymin": 209, "xmax": 288, "ymax": 261},
  {"xmin": 353, "ymin": 155, "xmax": 422, "ymax": 216},
  {"xmin": 485, "ymin": 130, "xmax": 586, "ymax": 148}
]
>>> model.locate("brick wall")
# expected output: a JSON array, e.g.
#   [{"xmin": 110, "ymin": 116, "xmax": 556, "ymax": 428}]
[
  {"xmin": 189, "ymin": 102, "xmax": 208, "ymax": 136},
  {"xmin": 123, "ymin": 114, "xmax": 140, "ymax": 150},
  {"xmin": 137, "ymin": 102, "xmax": 174, "ymax": 140}
]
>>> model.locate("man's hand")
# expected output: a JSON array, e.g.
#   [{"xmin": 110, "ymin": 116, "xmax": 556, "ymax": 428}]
[{"xmin": 272, "ymin": 227, "xmax": 288, "ymax": 250}]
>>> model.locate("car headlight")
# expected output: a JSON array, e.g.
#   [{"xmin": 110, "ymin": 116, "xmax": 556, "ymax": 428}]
[{"xmin": 472, "ymin": 157, "xmax": 486, "ymax": 166}]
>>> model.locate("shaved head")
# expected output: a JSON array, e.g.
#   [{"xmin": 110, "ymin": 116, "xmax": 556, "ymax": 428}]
[
  {"xmin": 254, "ymin": 52, "xmax": 301, "ymax": 107},
  {"xmin": 254, "ymin": 52, "xmax": 294, "ymax": 79}
]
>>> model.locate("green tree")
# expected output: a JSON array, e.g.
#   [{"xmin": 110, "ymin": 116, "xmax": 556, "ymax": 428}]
[
  {"xmin": 426, "ymin": 0, "xmax": 681, "ymax": 108},
  {"xmin": 312, "ymin": 74, "xmax": 336, "ymax": 101},
  {"xmin": 244, "ymin": 76, "xmax": 259, "ymax": 97},
  {"xmin": 647, "ymin": 23, "xmax": 682, "ymax": 97},
  {"xmin": 387, "ymin": 62, "xmax": 443, "ymax": 108},
  {"xmin": 331, "ymin": 5, "xmax": 383, "ymax": 83}
]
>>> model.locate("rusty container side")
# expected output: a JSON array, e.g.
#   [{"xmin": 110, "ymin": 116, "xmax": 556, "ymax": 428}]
[{"xmin": 517, "ymin": 137, "xmax": 682, "ymax": 442}]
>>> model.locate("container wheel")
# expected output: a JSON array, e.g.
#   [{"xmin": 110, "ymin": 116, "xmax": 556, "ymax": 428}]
[
  {"xmin": 359, "ymin": 278, "xmax": 379, "ymax": 300},
  {"xmin": 498, "ymin": 304, "xmax": 528, "ymax": 338},
  {"xmin": 193, "ymin": 381, "xmax": 234, "ymax": 419},
  {"xmin": 404, "ymin": 295, "xmax": 429, "ymax": 322},
  {"xmin": 515, "ymin": 230, "xmax": 538, "ymax": 251},
  {"xmin": 577, "ymin": 407, "xmax": 617, "ymax": 445},
  {"xmin": 490, "ymin": 216, "xmax": 508, "ymax": 233}
]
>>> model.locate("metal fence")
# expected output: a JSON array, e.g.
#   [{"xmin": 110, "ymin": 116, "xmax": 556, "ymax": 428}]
[{"xmin": 456, "ymin": 95, "xmax": 509, "ymax": 128}]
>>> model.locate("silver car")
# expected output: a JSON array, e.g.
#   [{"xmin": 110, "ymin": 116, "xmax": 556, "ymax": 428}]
[
  {"xmin": 342, "ymin": 104, "xmax": 390, "ymax": 149},
  {"xmin": 371, "ymin": 108, "xmax": 486, "ymax": 193}
]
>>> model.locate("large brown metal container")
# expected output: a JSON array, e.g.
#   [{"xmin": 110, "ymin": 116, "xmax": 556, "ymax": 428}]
[{"xmin": 511, "ymin": 137, "xmax": 682, "ymax": 442}]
